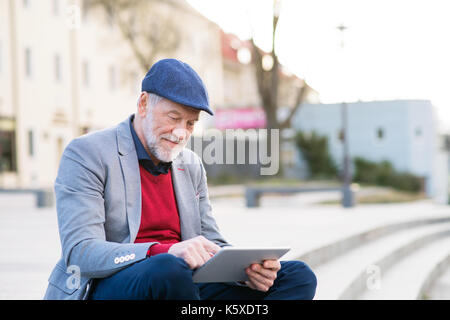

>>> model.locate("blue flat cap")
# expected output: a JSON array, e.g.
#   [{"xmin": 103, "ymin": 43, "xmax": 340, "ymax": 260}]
[{"xmin": 141, "ymin": 59, "xmax": 213, "ymax": 115}]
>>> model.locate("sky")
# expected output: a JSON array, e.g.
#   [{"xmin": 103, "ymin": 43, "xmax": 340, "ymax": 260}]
[{"xmin": 187, "ymin": 0, "xmax": 450, "ymax": 133}]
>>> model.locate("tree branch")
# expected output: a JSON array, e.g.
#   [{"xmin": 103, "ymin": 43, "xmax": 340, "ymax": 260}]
[
  {"xmin": 83, "ymin": 0, "xmax": 180, "ymax": 73},
  {"xmin": 280, "ymin": 83, "xmax": 310, "ymax": 129}
]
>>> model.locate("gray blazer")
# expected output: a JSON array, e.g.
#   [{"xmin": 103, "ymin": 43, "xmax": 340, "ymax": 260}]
[{"xmin": 44, "ymin": 115, "xmax": 229, "ymax": 300}]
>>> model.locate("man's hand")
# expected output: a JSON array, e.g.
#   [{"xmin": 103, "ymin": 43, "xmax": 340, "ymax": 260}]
[
  {"xmin": 168, "ymin": 236, "xmax": 221, "ymax": 269},
  {"xmin": 245, "ymin": 260, "xmax": 281, "ymax": 292}
]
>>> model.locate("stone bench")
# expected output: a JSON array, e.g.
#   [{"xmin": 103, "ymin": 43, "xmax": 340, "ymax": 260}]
[
  {"xmin": 244, "ymin": 185, "xmax": 343, "ymax": 207},
  {"xmin": 0, "ymin": 188, "xmax": 54, "ymax": 208}
]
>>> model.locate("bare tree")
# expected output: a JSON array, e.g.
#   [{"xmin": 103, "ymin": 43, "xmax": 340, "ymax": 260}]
[
  {"xmin": 250, "ymin": 0, "xmax": 311, "ymax": 130},
  {"xmin": 84, "ymin": 0, "xmax": 181, "ymax": 73}
]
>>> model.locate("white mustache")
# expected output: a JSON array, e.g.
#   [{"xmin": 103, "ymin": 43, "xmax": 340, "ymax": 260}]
[{"xmin": 160, "ymin": 134, "xmax": 182, "ymax": 144}]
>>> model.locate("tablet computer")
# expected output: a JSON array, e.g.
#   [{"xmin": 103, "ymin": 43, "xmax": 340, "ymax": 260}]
[{"xmin": 192, "ymin": 247, "xmax": 290, "ymax": 283}]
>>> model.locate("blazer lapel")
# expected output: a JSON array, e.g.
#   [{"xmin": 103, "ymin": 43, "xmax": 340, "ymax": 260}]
[
  {"xmin": 117, "ymin": 116, "xmax": 142, "ymax": 243},
  {"xmin": 171, "ymin": 154, "xmax": 201, "ymax": 240}
]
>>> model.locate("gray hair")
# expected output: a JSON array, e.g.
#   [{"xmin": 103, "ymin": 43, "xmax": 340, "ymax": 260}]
[{"xmin": 137, "ymin": 92, "xmax": 164, "ymax": 109}]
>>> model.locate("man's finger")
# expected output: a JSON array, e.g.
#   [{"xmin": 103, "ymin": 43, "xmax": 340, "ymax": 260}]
[
  {"xmin": 262, "ymin": 259, "xmax": 281, "ymax": 271},
  {"xmin": 201, "ymin": 238, "xmax": 221, "ymax": 254},
  {"xmin": 197, "ymin": 245, "xmax": 212, "ymax": 264},
  {"xmin": 246, "ymin": 276, "xmax": 270, "ymax": 292},
  {"xmin": 245, "ymin": 274, "xmax": 268, "ymax": 292},
  {"xmin": 246, "ymin": 268, "xmax": 273, "ymax": 291},
  {"xmin": 184, "ymin": 255, "xmax": 197, "ymax": 270},
  {"xmin": 187, "ymin": 247, "xmax": 205, "ymax": 269},
  {"xmin": 191, "ymin": 237, "xmax": 216, "ymax": 263},
  {"xmin": 250, "ymin": 264, "xmax": 277, "ymax": 280},
  {"xmin": 247, "ymin": 268, "xmax": 274, "ymax": 286}
]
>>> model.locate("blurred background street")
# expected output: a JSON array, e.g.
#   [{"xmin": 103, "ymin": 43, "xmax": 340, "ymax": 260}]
[{"xmin": 1, "ymin": 0, "xmax": 450, "ymax": 300}]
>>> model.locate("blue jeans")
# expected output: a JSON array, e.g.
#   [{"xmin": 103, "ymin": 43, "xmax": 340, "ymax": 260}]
[{"xmin": 89, "ymin": 253, "xmax": 317, "ymax": 300}]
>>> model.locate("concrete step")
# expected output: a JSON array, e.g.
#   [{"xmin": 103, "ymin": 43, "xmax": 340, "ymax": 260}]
[
  {"xmin": 424, "ymin": 255, "xmax": 450, "ymax": 299},
  {"xmin": 293, "ymin": 216, "xmax": 450, "ymax": 269},
  {"xmin": 357, "ymin": 232, "xmax": 450, "ymax": 299},
  {"xmin": 312, "ymin": 222, "xmax": 450, "ymax": 300}
]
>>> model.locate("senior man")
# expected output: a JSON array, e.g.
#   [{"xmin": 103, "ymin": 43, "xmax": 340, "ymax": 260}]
[{"xmin": 44, "ymin": 59, "xmax": 316, "ymax": 300}]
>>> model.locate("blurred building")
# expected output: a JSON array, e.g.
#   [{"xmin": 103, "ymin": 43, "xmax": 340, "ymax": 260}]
[
  {"xmin": 0, "ymin": 0, "xmax": 223, "ymax": 189},
  {"xmin": 0, "ymin": 0, "xmax": 322, "ymax": 189},
  {"xmin": 213, "ymin": 30, "xmax": 319, "ymax": 130},
  {"xmin": 195, "ymin": 30, "xmax": 321, "ymax": 181},
  {"xmin": 291, "ymin": 100, "xmax": 449, "ymax": 203}
]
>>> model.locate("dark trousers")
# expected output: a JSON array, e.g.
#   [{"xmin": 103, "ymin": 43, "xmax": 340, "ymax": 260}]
[{"xmin": 89, "ymin": 253, "xmax": 317, "ymax": 300}]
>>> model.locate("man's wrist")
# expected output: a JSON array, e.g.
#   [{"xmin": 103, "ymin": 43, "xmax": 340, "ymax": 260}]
[{"xmin": 146, "ymin": 243, "xmax": 174, "ymax": 257}]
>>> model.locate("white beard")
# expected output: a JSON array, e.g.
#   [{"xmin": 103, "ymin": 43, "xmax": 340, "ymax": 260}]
[{"xmin": 142, "ymin": 113, "xmax": 187, "ymax": 163}]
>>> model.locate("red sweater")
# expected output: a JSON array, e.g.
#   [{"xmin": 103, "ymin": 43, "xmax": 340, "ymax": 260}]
[{"xmin": 134, "ymin": 165, "xmax": 181, "ymax": 256}]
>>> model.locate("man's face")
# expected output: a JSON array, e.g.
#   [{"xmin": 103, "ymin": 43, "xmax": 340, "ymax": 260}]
[{"xmin": 142, "ymin": 96, "xmax": 200, "ymax": 163}]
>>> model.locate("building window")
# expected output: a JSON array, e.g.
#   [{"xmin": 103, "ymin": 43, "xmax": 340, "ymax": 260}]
[
  {"xmin": 109, "ymin": 65, "xmax": 116, "ymax": 91},
  {"xmin": 25, "ymin": 47, "xmax": 32, "ymax": 78},
  {"xmin": 81, "ymin": 1, "xmax": 89, "ymax": 22},
  {"xmin": 130, "ymin": 71, "xmax": 138, "ymax": 93},
  {"xmin": 56, "ymin": 137, "xmax": 64, "ymax": 164},
  {"xmin": 82, "ymin": 61, "xmax": 90, "ymax": 87},
  {"xmin": 338, "ymin": 128, "xmax": 345, "ymax": 142},
  {"xmin": 376, "ymin": 127, "xmax": 384, "ymax": 140},
  {"xmin": 282, "ymin": 148, "xmax": 295, "ymax": 168},
  {"xmin": 53, "ymin": 0, "xmax": 60, "ymax": 15},
  {"xmin": 28, "ymin": 129, "xmax": 34, "ymax": 157},
  {"xmin": 415, "ymin": 127, "xmax": 422, "ymax": 137},
  {"xmin": 105, "ymin": 6, "xmax": 114, "ymax": 28},
  {"xmin": 0, "ymin": 118, "xmax": 16, "ymax": 172},
  {"xmin": 54, "ymin": 54, "xmax": 61, "ymax": 82},
  {"xmin": 0, "ymin": 42, "xmax": 2, "ymax": 74}
]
